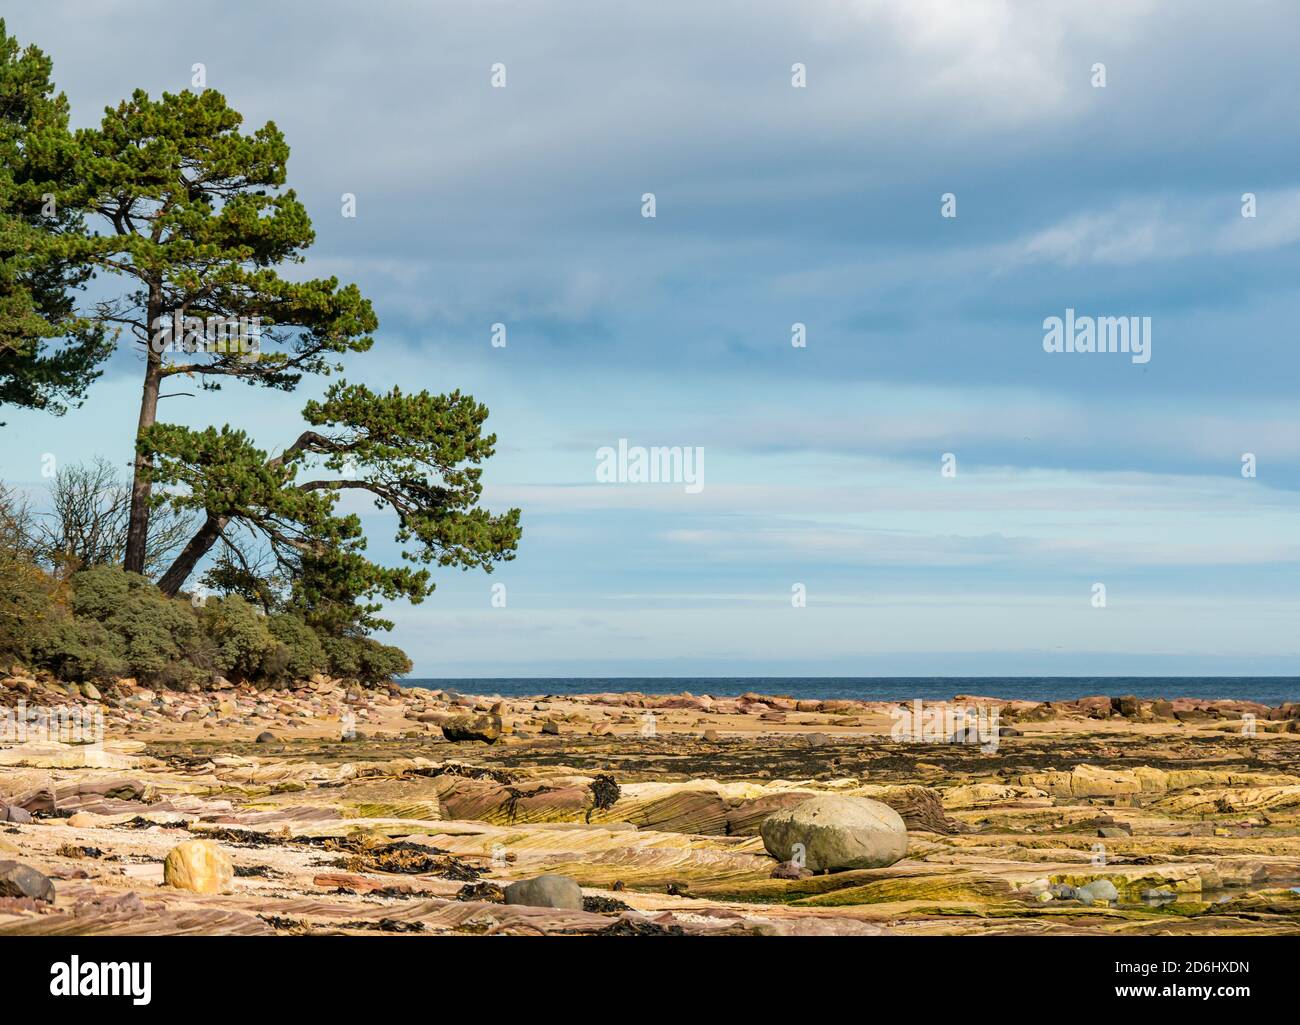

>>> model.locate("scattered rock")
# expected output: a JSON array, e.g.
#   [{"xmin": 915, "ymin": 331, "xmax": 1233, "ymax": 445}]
[
  {"xmin": 163, "ymin": 839, "xmax": 234, "ymax": 894},
  {"xmin": 56, "ymin": 843, "xmax": 103, "ymax": 860},
  {"xmin": 255, "ymin": 731, "xmax": 277, "ymax": 744},
  {"xmin": 441, "ymin": 714, "xmax": 502, "ymax": 744},
  {"xmin": 314, "ymin": 872, "xmax": 417, "ymax": 896},
  {"xmin": 1012, "ymin": 703, "xmax": 1056, "ymax": 722},
  {"xmin": 1113, "ymin": 695, "xmax": 1143, "ymax": 718},
  {"xmin": 0, "ymin": 861, "xmax": 55, "ymax": 902}
]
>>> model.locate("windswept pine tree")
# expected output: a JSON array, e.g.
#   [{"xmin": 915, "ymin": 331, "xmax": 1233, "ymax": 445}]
[
  {"xmin": 0, "ymin": 20, "xmax": 111, "ymax": 417},
  {"xmin": 62, "ymin": 82, "xmax": 520, "ymax": 620},
  {"xmin": 71, "ymin": 86, "xmax": 381, "ymax": 574},
  {"xmin": 144, "ymin": 383, "xmax": 522, "ymax": 629}
]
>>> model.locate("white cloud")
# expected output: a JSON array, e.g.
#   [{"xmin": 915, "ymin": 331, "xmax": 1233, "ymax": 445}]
[{"xmin": 1005, "ymin": 189, "xmax": 1300, "ymax": 268}]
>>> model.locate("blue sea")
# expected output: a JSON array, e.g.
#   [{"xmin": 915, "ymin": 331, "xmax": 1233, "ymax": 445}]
[{"xmin": 405, "ymin": 677, "xmax": 1300, "ymax": 705}]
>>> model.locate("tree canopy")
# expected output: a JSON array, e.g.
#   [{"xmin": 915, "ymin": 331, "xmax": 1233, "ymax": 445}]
[{"xmin": 0, "ymin": 20, "xmax": 111, "ymax": 417}]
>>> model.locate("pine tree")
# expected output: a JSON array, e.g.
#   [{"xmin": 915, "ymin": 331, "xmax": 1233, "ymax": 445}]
[
  {"xmin": 0, "ymin": 20, "xmax": 111, "ymax": 418},
  {"xmin": 67, "ymin": 83, "xmax": 519, "ymax": 608},
  {"xmin": 72, "ymin": 86, "xmax": 377, "ymax": 572},
  {"xmin": 145, "ymin": 381, "xmax": 521, "ymax": 614}
]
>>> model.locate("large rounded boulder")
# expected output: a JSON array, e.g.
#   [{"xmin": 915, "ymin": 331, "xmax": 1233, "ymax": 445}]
[
  {"xmin": 760, "ymin": 795, "xmax": 908, "ymax": 872},
  {"xmin": 503, "ymin": 874, "xmax": 583, "ymax": 910}
]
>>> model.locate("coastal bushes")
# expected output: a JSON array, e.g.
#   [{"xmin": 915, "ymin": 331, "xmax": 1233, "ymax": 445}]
[
  {"xmin": 27, "ymin": 615, "xmax": 123, "ymax": 683},
  {"xmin": 321, "ymin": 634, "xmax": 413, "ymax": 686},
  {"xmin": 265, "ymin": 613, "xmax": 327, "ymax": 682},
  {"xmin": 0, "ymin": 493, "xmax": 411, "ymax": 689},
  {"xmin": 0, "ymin": 484, "xmax": 56, "ymax": 659},
  {"xmin": 0, "ymin": 481, "xmax": 414, "ymax": 690},
  {"xmin": 196, "ymin": 594, "xmax": 277, "ymax": 682}
]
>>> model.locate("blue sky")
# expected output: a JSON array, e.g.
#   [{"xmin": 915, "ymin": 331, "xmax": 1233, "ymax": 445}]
[{"xmin": 5, "ymin": 1, "xmax": 1300, "ymax": 676}]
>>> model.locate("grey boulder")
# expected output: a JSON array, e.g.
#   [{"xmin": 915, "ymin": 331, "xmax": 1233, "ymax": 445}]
[
  {"xmin": 0, "ymin": 861, "xmax": 55, "ymax": 902},
  {"xmin": 503, "ymin": 874, "xmax": 583, "ymax": 910},
  {"xmin": 0, "ymin": 802, "xmax": 32, "ymax": 824},
  {"xmin": 1077, "ymin": 878, "xmax": 1119, "ymax": 904},
  {"xmin": 760, "ymin": 795, "xmax": 908, "ymax": 873}
]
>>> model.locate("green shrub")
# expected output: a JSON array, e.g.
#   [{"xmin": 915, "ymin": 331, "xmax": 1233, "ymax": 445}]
[
  {"xmin": 0, "ymin": 485, "xmax": 56, "ymax": 663},
  {"xmin": 320, "ymin": 634, "xmax": 362, "ymax": 678},
  {"xmin": 0, "ymin": 556, "xmax": 56, "ymax": 666},
  {"xmin": 65, "ymin": 566, "xmax": 202, "ymax": 684},
  {"xmin": 266, "ymin": 612, "xmax": 327, "ymax": 681},
  {"xmin": 69, "ymin": 563, "xmax": 132, "ymax": 620},
  {"xmin": 29, "ymin": 614, "xmax": 126, "ymax": 682},
  {"xmin": 357, "ymin": 638, "xmax": 412, "ymax": 684},
  {"xmin": 322, "ymin": 633, "xmax": 411, "ymax": 684},
  {"xmin": 5, "ymin": 537, "xmax": 411, "ymax": 689},
  {"xmin": 196, "ymin": 595, "xmax": 277, "ymax": 681}
]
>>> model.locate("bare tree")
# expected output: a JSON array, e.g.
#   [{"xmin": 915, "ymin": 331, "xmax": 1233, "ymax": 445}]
[
  {"xmin": 0, "ymin": 480, "xmax": 38, "ymax": 560},
  {"xmin": 36, "ymin": 457, "xmax": 196, "ymax": 578}
]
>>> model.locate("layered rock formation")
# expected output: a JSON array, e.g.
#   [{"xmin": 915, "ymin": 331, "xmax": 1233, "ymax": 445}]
[{"xmin": 3, "ymin": 677, "xmax": 1300, "ymax": 935}]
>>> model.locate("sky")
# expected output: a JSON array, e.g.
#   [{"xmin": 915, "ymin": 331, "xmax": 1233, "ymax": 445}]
[{"xmin": 4, "ymin": 1, "xmax": 1300, "ymax": 677}]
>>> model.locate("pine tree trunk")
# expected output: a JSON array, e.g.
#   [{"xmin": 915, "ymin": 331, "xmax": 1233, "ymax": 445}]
[
  {"xmin": 156, "ymin": 513, "xmax": 227, "ymax": 596},
  {"xmin": 123, "ymin": 291, "xmax": 163, "ymax": 574}
]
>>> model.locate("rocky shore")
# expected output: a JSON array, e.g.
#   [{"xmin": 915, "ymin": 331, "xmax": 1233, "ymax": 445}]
[{"xmin": 4, "ymin": 675, "xmax": 1300, "ymax": 936}]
